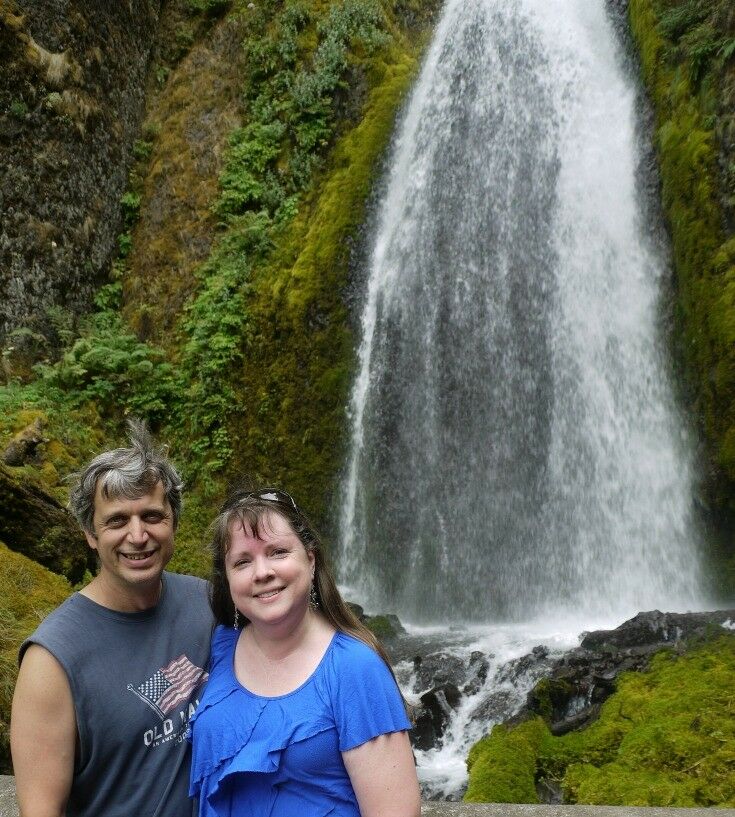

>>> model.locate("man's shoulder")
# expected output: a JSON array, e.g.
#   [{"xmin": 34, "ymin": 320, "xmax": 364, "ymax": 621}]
[
  {"xmin": 19, "ymin": 592, "xmax": 90, "ymax": 664},
  {"xmin": 27, "ymin": 591, "xmax": 88, "ymax": 635},
  {"xmin": 163, "ymin": 571, "xmax": 209, "ymax": 591},
  {"xmin": 161, "ymin": 572, "xmax": 213, "ymax": 627},
  {"xmin": 162, "ymin": 571, "xmax": 210, "ymax": 607}
]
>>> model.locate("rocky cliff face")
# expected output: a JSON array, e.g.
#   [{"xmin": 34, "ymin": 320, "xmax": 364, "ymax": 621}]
[{"xmin": 0, "ymin": 0, "xmax": 161, "ymax": 361}]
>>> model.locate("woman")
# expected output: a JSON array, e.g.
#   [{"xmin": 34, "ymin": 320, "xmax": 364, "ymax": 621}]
[{"xmin": 189, "ymin": 487, "xmax": 421, "ymax": 817}]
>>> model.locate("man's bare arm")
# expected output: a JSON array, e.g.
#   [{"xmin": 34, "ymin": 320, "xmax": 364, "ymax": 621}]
[{"xmin": 11, "ymin": 644, "xmax": 76, "ymax": 817}]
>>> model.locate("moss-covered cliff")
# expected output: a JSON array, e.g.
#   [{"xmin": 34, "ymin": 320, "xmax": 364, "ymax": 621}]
[
  {"xmin": 627, "ymin": 0, "xmax": 735, "ymax": 520},
  {"xmin": 0, "ymin": 0, "xmax": 162, "ymax": 366},
  {"xmin": 0, "ymin": 0, "xmax": 440, "ymax": 551}
]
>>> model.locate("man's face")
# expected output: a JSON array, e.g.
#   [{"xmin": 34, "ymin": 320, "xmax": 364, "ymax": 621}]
[{"xmin": 85, "ymin": 480, "xmax": 175, "ymax": 601}]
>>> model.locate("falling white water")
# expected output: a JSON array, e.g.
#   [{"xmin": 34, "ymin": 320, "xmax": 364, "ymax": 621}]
[
  {"xmin": 338, "ymin": 0, "xmax": 711, "ymax": 623},
  {"xmin": 392, "ymin": 620, "xmax": 583, "ymax": 799}
]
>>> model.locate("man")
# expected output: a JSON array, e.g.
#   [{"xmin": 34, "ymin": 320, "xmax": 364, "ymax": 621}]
[{"xmin": 10, "ymin": 421, "xmax": 213, "ymax": 817}]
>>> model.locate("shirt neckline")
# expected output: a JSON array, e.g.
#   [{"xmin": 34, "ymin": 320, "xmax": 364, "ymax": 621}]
[
  {"xmin": 230, "ymin": 629, "xmax": 339, "ymax": 700},
  {"xmin": 71, "ymin": 572, "xmax": 169, "ymax": 622}
]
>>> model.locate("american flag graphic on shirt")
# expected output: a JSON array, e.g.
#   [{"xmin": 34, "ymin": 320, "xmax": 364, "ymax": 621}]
[{"xmin": 128, "ymin": 655, "xmax": 208, "ymax": 720}]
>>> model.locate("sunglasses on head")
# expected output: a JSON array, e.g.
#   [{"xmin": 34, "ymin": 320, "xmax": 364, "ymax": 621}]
[{"xmin": 225, "ymin": 488, "xmax": 298, "ymax": 512}]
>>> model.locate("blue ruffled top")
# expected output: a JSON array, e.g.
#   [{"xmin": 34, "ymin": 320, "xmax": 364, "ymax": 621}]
[{"xmin": 189, "ymin": 626, "xmax": 411, "ymax": 817}]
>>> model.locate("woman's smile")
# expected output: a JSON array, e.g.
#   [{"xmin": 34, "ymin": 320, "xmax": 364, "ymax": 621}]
[{"xmin": 254, "ymin": 587, "xmax": 284, "ymax": 601}]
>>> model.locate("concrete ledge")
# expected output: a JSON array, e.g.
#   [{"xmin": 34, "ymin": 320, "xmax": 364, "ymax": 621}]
[
  {"xmin": 0, "ymin": 779, "xmax": 17, "ymax": 817},
  {"xmin": 2, "ymin": 777, "xmax": 734, "ymax": 816},
  {"xmin": 422, "ymin": 806, "xmax": 735, "ymax": 816}
]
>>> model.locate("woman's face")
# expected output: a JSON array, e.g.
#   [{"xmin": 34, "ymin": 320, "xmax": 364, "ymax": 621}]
[{"xmin": 225, "ymin": 510, "xmax": 315, "ymax": 631}]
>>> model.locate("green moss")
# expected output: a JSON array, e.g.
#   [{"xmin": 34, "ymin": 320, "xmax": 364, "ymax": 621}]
[
  {"xmin": 0, "ymin": 391, "xmax": 109, "ymax": 502},
  {"xmin": 528, "ymin": 677, "xmax": 574, "ymax": 722},
  {"xmin": 168, "ymin": 492, "xmax": 214, "ymax": 578},
  {"xmin": 364, "ymin": 614, "xmax": 398, "ymax": 638},
  {"xmin": 0, "ymin": 541, "xmax": 72, "ymax": 773},
  {"xmin": 465, "ymin": 718, "xmax": 548, "ymax": 804},
  {"xmin": 465, "ymin": 636, "xmax": 735, "ymax": 807},
  {"xmin": 629, "ymin": 0, "xmax": 735, "ymax": 521}
]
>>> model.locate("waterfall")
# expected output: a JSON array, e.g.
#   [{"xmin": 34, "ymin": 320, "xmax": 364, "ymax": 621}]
[{"xmin": 338, "ymin": 0, "xmax": 709, "ymax": 623}]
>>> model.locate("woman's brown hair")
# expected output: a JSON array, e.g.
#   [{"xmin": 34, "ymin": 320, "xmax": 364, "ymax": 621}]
[{"xmin": 208, "ymin": 486, "xmax": 405, "ymax": 702}]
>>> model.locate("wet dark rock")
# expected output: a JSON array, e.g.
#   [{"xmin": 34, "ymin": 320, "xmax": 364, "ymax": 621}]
[
  {"xmin": 347, "ymin": 602, "xmax": 364, "ymax": 620},
  {"xmin": 495, "ymin": 646, "xmax": 555, "ymax": 686},
  {"xmin": 550, "ymin": 702, "xmax": 602, "ymax": 736},
  {"xmin": 412, "ymin": 652, "xmax": 466, "ymax": 692},
  {"xmin": 468, "ymin": 687, "xmax": 514, "ymax": 725},
  {"xmin": 462, "ymin": 651, "xmax": 489, "ymax": 696},
  {"xmin": 536, "ymin": 776, "xmax": 563, "ymax": 805},
  {"xmin": 2, "ymin": 418, "xmax": 46, "ymax": 466},
  {"xmin": 412, "ymin": 682, "xmax": 461, "ymax": 751},
  {"xmin": 580, "ymin": 609, "xmax": 728, "ymax": 650},
  {"xmin": 0, "ymin": 462, "xmax": 94, "ymax": 582},
  {"xmin": 517, "ymin": 609, "xmax": 735, "ymax": 736}
]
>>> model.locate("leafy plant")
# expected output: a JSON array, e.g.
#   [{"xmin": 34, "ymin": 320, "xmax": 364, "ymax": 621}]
[
  {"xmin": 9, "ymin": 99, "xmax": 27, "ymax": 118},
  {"xmin": 34, "ymin": 311, "xmax": 178, "ymax": 426}
]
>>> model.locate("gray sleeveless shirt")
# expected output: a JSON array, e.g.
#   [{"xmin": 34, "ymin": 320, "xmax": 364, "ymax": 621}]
[{"xmin": 21, "ymin": 572, "xmax": 213, "ymax": 817}]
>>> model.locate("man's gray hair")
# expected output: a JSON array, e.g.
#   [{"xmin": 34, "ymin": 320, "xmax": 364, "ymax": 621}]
[{"xmin": 69, "ymin": 419, "xmax": 183, "ymax": 534}]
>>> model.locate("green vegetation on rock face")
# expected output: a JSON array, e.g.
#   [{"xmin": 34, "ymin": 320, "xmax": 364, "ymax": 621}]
[
  {"xmin": 0, "ymin": 542, "xmax": 72, "ymax": 773},
  {"xmin": 628, "ymin": 0, "xmax": 735, "ymax": 528},
  {"xmin": 465, "ymin": 635, "xmax": 735, "ymax": 807},
  {"xmin": 173, "ymin": 0, "xmax": 436, "ymax": 523}
]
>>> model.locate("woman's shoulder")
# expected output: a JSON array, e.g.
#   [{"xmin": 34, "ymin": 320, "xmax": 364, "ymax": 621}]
[
  {"xmin": 210, "ymin": 623, "xmax": 238, "ymax": 659},
  {"xmin": 328, "ymin": 631, "xmax": 389, "ymax": 674}
]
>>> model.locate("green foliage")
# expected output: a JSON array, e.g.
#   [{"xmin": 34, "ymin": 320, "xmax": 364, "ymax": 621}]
[
  {"xmin": 120, "ymin": 191, "xmax": 142, "ymax": 227},
  {"xmin": 215, "ymin": 122, "xmax": 286, "ymax": 218},
  {"xmin": 629, "ymin": 0, "xmax": 735, "ymax": 526},
  {"xmin": 117, "ymin": 231, "xmax": 133, "ymax": 257},
  {"xmin": 175, "ymin": 0, "xmax": 433, "ymax": 523},
  {"xmin": 215, "ymin": 0, "xmax": 390, "ymax": 224},
  {"xmin": 8, "ymin": 99, "xmax": 27, "ymax": 118},
  {"xmin": 465, "ymin": 636, "xmax": 735, "ymax": 807},
  {"xmin": 720, "ymin": 37, "xmax": 735, "ymax": 62},
  {"xmin": 35, "ymin": 313, "xmax": 177, "ymax": 427},
  {"xmin": 178, "ymin": 213, "xmax": 273, "ymax": 485},
  {"xmin": 186, "ymin": 0, "xmax": 231, "ymax": 15},
  {"xmin": 658, "ymin": 1, "xmax": 707, "ymax": 42},
  {"xmin": 132, "ymin": 139, "xmax": 154, "ymax": 161}
]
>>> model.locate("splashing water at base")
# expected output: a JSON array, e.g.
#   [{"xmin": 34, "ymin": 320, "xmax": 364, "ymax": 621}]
[{"xmin": 395, "ymin": 620, "xmax": 585, "ymax": 799}]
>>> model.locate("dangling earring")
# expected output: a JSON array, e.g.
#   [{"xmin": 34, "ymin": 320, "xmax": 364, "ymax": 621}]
[
  {"xmin": 233, "ymin": 607, "xmax": 240, "ymax": 630},
  {"xmin": 309, "ymin": 582, "xmax": 319, "ymax": 610}
]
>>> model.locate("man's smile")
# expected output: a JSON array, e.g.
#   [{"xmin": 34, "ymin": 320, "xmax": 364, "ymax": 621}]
[{"xmin": 120, "ymin": 550, "xmax": 156, "ymax": 562}]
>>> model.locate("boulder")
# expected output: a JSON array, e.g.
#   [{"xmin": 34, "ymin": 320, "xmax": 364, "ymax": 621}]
[
  {"xmin": 2, "ymin": 419, "xmax": 47, "ymax": 466},
  {"xmin": 0, "ymin": 463, "xmax": 93, "ymax": 582},
  {"xmin": 519, "ymin": 609, "xmax": 735, "ymax": 735},
  {"xmin": 413, "ymin": 682, "xmax": 462, "ymax": 751}
]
